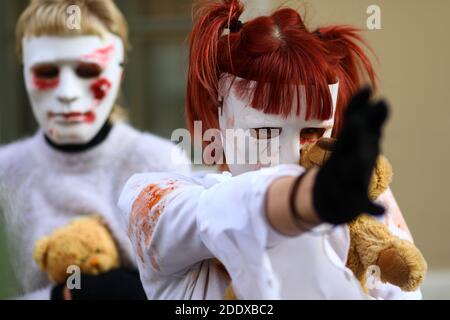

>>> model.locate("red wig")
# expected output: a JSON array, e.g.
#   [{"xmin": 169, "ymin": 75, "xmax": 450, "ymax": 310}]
[{"xmin": 187, "ymin": 0, "xmax": 376, "ymax": 136}]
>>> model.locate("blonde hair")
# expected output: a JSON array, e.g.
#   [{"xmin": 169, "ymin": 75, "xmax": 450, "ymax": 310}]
[
  {"xmin": 16, "ymin": 0, "xmax": 129, "ymax": 58},
  {"xmin": 17, "ymin": 0, "xmax": 130, "ymax": 123}
]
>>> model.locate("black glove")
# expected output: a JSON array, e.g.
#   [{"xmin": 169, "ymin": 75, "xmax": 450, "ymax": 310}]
[
  {"xmin": 313, "ymin": 88, "xmax": 389, "ymax": 225},
  {"xmin": 51, "ymin": 268, "xmax": 147, "ymax": 300}
]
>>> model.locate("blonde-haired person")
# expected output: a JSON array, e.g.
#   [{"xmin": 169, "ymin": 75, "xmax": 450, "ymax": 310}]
[{"xmin": 0, "ymin": 0, "xmax": 190, "ymax": 300}]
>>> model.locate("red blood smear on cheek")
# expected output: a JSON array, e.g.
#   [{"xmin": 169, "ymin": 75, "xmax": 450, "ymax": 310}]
[
  {"xmin": 90, "ymin": 78, "xmax": 112, "ymax": 100},
  {"xmin": 33, "ymin": 76, "xmax": 59, "ymax": 90},
  {"xmin": 84, "ymin": 111, "xmax": 96, "ymax": 124}
]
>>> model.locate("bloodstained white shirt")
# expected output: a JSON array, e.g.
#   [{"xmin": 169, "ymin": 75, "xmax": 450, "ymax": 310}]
[{"xmin": 119, "ymin": 165, "xmax": 421, "ymax": 300}]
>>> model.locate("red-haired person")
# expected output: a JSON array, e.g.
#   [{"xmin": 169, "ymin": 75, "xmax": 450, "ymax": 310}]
[
  {"xmin": 0, "ymin": 0, "xmax": 190, "ymax": 300},
  {"xmin": 118, "ymin": 0, "xmax": 420, "ymax": 299}
]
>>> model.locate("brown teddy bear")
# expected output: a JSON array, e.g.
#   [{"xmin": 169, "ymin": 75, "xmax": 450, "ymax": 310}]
[
  {"xmin": 33, "ymin": 216, "xmax": 120, "ymax": 284},
  {"xmin": 224, "ymin": 138, "xmax": 427, "ymax": 299},
  {"xmin": 300, "ymin": 138, "xmax": 427, "ymax": 292}
]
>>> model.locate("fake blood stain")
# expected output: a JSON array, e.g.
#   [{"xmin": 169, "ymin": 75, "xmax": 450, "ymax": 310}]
[
  {"xmin": 47, "ymin": 111, "xmax": 96, "ymax": 124},
  {"xmin": 83, "ymin": 111, "xmax": 96, "ymax": 124},
  {"xmin": 33, "ymin": 76, "xmax": 59, "ymax": 90},
  {"xmin": 83, "ymin": 44, "xmax": 115, "ymax": 67},
  {"xmin": 90, "ymin": 78, "xmax": 112, "ymax": 100},
  {"xmin": 129, "ymin": 182, "xmax": 177, "ymax": 267}
]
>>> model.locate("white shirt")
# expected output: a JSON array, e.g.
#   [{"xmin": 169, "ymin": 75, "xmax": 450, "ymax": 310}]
[
  {"xmin": 0, "ymin": 122, "xmax": 190, "ymax": 299},
  {"xmin": 119, "ymin": 165, "xmax": 419, "ymax": 300}
]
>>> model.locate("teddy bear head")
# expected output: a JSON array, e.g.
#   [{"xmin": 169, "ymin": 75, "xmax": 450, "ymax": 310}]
[
  {"xmin": 33, "ymin": 216, "xmax": 120, "ymax": 284},
  {"xmin": 300, "ymin": 137, "xmax": 393, "ymax": 200}
]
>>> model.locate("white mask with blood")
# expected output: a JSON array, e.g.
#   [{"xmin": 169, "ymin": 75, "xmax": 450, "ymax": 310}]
[
  {"xmin": 22, "ymin": 34, "xmax": 124, "ymax": 145},
  {"xmin": 218, "ymin": 74, "xmax": 339, "ymax": 176}
]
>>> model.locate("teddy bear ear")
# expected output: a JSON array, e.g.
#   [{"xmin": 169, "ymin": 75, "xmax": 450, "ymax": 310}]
[
  {"xmin": 33, "ymin": 236, "xmax": 51, "ymax": 271},
  {"xmin": 368, "ymin": 155, "xmax": 393, "ymax": 200}
]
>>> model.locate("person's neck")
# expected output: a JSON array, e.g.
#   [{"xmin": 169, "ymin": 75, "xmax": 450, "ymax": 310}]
[{"xmin": 44, "ymin": 121, "xmax": 113, "ymax": 154}]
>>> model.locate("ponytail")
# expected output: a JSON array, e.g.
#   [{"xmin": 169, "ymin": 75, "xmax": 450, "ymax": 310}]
[
  {"xmin": 314, "ymin": 26, "xmax": 377, "ymax": 134},
  {"xmin": 187, "ymin": 0, "xmax": 244, "ymax": 133}
]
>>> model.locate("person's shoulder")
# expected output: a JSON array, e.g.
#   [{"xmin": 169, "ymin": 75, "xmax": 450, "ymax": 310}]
[
  {"xmin": 0, "ymin": 134, "xmax": 38, "ymax": 194},
  {"xmin": 0, "ymin": 135, "xmax": 37, "ymax": 173},
  {"xmin": 119, "ymin": 123, "xmax": 191, "ymax": 174}
]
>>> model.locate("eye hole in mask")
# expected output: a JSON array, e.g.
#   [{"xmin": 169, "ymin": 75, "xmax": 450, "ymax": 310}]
[
  {"xmin": 33, "ymin": 64, "xmax": 59, "ymax": 79},
  {"xmin": 250, "ymin": 127, "xmax": 283, "ymax": 140},
  {"xmin": 75, "ymin": 62, "xmax": 103, "ymax": 79},
  {"xmin": 300, "ymin": 127, "xmax": 326, "ymax": 144}
]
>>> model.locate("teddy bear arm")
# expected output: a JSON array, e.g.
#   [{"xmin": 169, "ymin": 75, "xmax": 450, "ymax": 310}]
[
  {"xmin": 346, "ymin": 238, "xmax": 367, "ymax": 283},
  {"xmin": 377, "ymin": 239, "xmax": 428, "ymax": 291},
  {"xmin": 350, "ymin": 216, "xmax": 427, "ymax": 292},
  {"xmin": 348, "ymin": 215, "xmax": 394, "ymax": 269}
]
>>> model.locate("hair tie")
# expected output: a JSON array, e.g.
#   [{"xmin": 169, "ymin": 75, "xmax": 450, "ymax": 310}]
[{"xmin": 229, "ymin": 19, "xmax": 243, "ymax": 33}]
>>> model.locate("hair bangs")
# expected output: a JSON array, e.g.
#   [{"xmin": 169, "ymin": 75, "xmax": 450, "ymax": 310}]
[
  {"xmin": 16, "ymin": 0, "xmax": 129, "ymax": 58},
  {"xmin": 219, "ymin": 25, "xmax": 335, "ymax": 122}
]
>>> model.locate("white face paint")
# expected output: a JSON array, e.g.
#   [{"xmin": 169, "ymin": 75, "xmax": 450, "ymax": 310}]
[
  {"xmin": 22, "ymin": 34, "xmax": 124, "ymax": 144},
  {"xmin": 218, "ymin": 74, "xmax": 339, "ymax": 175}
]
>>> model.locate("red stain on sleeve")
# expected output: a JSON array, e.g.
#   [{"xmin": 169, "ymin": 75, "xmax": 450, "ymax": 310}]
[{"xmin": 128, "ymin": 182, "xmax": 176, "ymax": 269}]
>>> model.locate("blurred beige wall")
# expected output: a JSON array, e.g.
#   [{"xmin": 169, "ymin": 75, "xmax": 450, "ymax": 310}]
[{"xmin": 243, "ymin": 0, "xmax": 450, "ymax": 270}]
